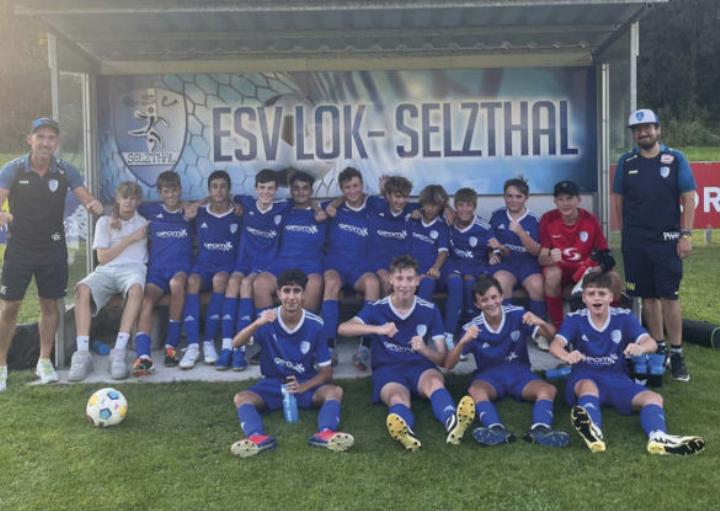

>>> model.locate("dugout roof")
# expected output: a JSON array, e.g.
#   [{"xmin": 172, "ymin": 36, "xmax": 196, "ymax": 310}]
[{"xmin": 16, "ymin": 0, "xmax": 668, "ymax": 73}]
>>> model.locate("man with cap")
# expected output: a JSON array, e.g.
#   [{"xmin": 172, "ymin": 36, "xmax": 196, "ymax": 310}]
[
  {"xmin": 538, "ymin": 180, "xmax": 621, "ymax": 329},
  {"xmin": 0, "ymin": 118, "xmax": 103, "ymax": 391},
  {"xmin": 613, "ymin": 109, "xmax": 696, "ymax": 382}
]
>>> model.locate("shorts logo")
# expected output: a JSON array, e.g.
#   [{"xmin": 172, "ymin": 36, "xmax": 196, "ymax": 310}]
[
  {"xmin": 274, "ymin": 214, "xmax": 282, "ymax": 226},
  {"xmin": 510, "ymin": 330, "xmax": 520, "ymax": 342},
  {"xmin": 429, "ymin": 230, "xmax": 438, "ymax": 240},
  {"xmin": 611, "ymin": 329, "xmax": 622, "ymax": 344},
  {"xmin": 661, "ymin": 154, "xmax": 675, "ymax": 164},
  {"xmin": 469, "ymin": 236, "xmax": 478, "ymax": 248},
  {"xmin": 300, "ymin": 341, "xmax": 311, "ymax": 354},
  {"xmin": 659, "ymin": 166, "xmax": 670, "ymax": 178},
  {"xmin": 579, "ymin": 231, "xmax": 589, "ymax": 243},
  {"xmin": 48, "ymin": 179, "xmax": 59, "ymax": 192},
  {"xmin": 416, "ymin": 324, "xmax": 427, "ymax": 337}
]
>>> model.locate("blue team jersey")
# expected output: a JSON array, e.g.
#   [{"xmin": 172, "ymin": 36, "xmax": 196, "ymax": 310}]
[
  {"xmin": 255, "ymin": 308, "xmax": 330, "ymax": 381},
  {"xmin": 323, "ymin": 195, "xmax": 384, "ymax": 264},
  {"xmin": 194, "ymin": 205, "xmax": 241, "ymax": 271},
  {"xmin": 355, "ymin": 296, "xmax": 445, "ymax": 369},
  {"xmin": 448, "ymin": 216, "xmax": 496, "ymax": 270},
  {"xmin": 489, "ymin": 208, "xmax": 540, "ymax": 267},
  {"xmin": 276, "ymin": 206, "xmax": 327, "ymax": 263},
  {"xmin": 138, "ymin": 203, "xmax": 193, "ymax": 273},
  {"xmin": 368, "ymin": 200, "xmax": 420, "ymax": 270},
  {"xmin": 234, "ymin": 195, "xmax": 292, "ymax": 270},
  {"xmin": 557, "ymin": 307, "xmax": 649, "ymax": 375},
  {"xmin": 408, "ymin": 216, "xmax": 450, "ymax": 273},
  {"xmin": 461, "ymin": 306, "xmax": 538, "ymax": 372},
  {"xmin": 613, "ymin": 144, "xmax": 696, "ymax": 242}
]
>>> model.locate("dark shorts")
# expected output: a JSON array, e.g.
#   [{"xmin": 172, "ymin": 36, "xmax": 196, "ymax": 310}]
[
  {"xmin": 189, "ymin": 264, "xmax": 232, "ymax": 291},
  {"xmin": 565, "ymin": 371, "xmax": 647, "ymax": 415},
  {"xmin": 247, "ymin": 378, "xmax": 317, "ymax": 411},
  {"xmin": 146, "ymin": 268, "xmax": 189, "ymax": 294},
  {"xmin": 324, "ymin": 255, "xmax": 371, "ymax": 288},
  {"xmin": 471, "ymin": 363, "xmax": 540, "ymax": 401},
  {"xmin": 622, "ymin": 239, "xmax": 682, "ymax": 300},
  {"xmin": 269, "ymin": 258, "xmax": 322, "ymax": 278},
  {"xmin": 0, "ymin": 246, "xmax": 68, "ymax": 300},
  {"xmin": 446, "ymin": 259, "xmax": 486, "ymax": 279},
  {"xmin": 492, "ymin": 260, "xmax": 542, "ymax": 285},
  {"xmin": 371, "ymin": 361, "xmax": 438, "ymax": 404}
]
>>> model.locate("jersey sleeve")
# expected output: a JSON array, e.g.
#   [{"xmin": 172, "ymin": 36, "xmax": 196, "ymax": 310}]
[
  {"xmin": 313, "ymin": 330, "xmax": 332, "ymax": 367},
  {"xmin": 675, "ymin": 152, "xmax": 697, "ymax": 193},
  {"xmin": 92, "ymin": 216, "xmax": 112, "ymax": 250},
  {"xmin": 354, "ymin": 301, "xmax": 377, "ymax": 325},
  {"xmin": 59, "ymin": 161, "xmax": 85, "ymax": 190},
  {"xmin": 430, "ymin": 306, "xmax": 444, "ymax": 341},
  {"xmin": 366, "ymin": 195, "xmax": 386, "ymax": 213},
  {"xmin": 623, "ymin": 312, "xmax": 649, "ymax": 343},
  {"xmin": 233, "ymin": 194, "xmax": 254, "ymax": 210},
  {"xmin": 437, "ymin": 222, "xmax": 449, "ymax": 252},
  {"xmin": 555, "ymin": 314, "xmax": 578, "ymax": 345},
  {"xmin": 0, "ymin": 159, "xmax": 21, "ymax": 190},
  {"xmin": 588, "ymin": 212, "xmax": 609, "ymax": 251},
  {"xmin": 137, "ymin": 203, "xmax": 153, "ymax": 220}
]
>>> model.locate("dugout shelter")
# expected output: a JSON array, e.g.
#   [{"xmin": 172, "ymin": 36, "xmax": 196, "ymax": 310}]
[{"xmin": 14, "ymin": 0, "xmax": 665, "ymax": 367}]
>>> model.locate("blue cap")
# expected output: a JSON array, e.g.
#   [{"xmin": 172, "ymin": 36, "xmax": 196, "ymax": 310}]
[
  {"xmin": 628, "ymin": 109, "xmax": 660, "ymax": 128},
  {"xmin": 31, "ymin": 117, "xmax": 60, "ymax": 134}
]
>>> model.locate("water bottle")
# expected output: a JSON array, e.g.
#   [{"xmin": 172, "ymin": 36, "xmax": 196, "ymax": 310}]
[
  {"xmin": 545, "ymin": 365, "xmax": 571, "ymax": 379},
  {"xmin": 647, "ymin": 353, "xmax": 665, "ymax": 388},
  {"xmin": 632, "ymin": 355, "xmax": 648, "ymax": 386},
  {"xmin": 91, "ymin": 340, "xmax": 110, "ymax": 355},
  {"xmin": 281, "ymin": 381, "xmax": 299, "ymax": 423}
]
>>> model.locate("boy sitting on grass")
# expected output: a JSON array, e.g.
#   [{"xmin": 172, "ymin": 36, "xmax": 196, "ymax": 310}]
[
  {"xmin": 230, "ymin": 269, "xmax": 353, "ymax": 457},
  {"xmin": 549, "ymin": 271, "xmax": 705, "ymax": 456}
]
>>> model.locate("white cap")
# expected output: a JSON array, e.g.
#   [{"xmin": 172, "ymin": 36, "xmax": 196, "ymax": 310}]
[{"xmin": 628, "ymin": 109, "xmax": 660, "ymax": 128}]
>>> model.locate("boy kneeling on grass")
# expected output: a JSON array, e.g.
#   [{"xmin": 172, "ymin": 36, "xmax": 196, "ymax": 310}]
[
  {"xmin": 230, "ymin": 269, "xmax": 353, "ymax": 457},
  {"xmin": 549, "ymin": 271, "xmax": 705, "ymax": 456},
  {"xmin": 445, "ymin": 275, "xmax": 569, "ymax": 448}
]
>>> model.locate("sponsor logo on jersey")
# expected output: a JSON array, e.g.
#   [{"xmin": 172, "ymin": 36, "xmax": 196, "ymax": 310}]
[
  {"xmin": 377, "ymin": 229, "xmax": 407, "ymax": 240},
  {"xmin": 412, "ymin": 232, "xmax": 434, "ymax": 244},
  {"xmin": 660, "ymin": 154, "xmax": 675, "ymax": 164},
  {"xmin": 628, "ymin": 170, "xmax": 638, "ymax": 175},
  {"xmin": 285, "ymin": 224, "xmax": 319, "ymax": 234},
  {"xmin": 246, "ymin": 226, "xmax": 277, "ymax": 239},
  {"xmin": 338, "ymin": 223, "xmax": 368, "ymax": 237},
  {"xmin": 156, "ymin": 228, "xmax": 188, "ymax": 239},
  {"xmin": 611, "ymin": 329, "xmax": 622, "ymax": 344},
  {"xmin": 273, "ymin": 356, "xmax": 306, "ymax": 374},
  {"xmin": 659, "ymin": 166, "xmax": 670, "ymax": 178},
  {"xmin": 19, "ymin": 180, "xmax": 29, "ymax": 185},
  {"xmin": 48, "ymin": 179, "xmax": 59, "ymax": 192},
  {"xmin": 562, "ymin": 247, "xmax": 582, "ymax": 261},
  {"xmin": 579, "ymin": 231, "xmax": 589, "ymax": 243},
  {"xmin": 383, "ymin": 340, "xmax": 415, "ymax": 354},
  {"xmin": 584, "ymin": 353, "xmax": 619, "ymax": 366},
  {"xmin": 203, "ymin": 241, "xmax": 234, "ymax": 251}
]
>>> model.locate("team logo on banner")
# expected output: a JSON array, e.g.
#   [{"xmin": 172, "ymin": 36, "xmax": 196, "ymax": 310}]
[
  {"xmin": 660, "ymin": 166, "xmax": 670, "ymax": 178},
  {"xmin": 48, "ymin": 179, "xmax": 59, "ymax": 192},
  {"xmin": 113, "ymin": 87, "xmax": 187, "ymax": 186}
]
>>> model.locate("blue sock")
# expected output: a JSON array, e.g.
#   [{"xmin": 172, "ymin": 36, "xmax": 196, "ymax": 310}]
[
  {"xmin": 204, "ymin": 292, "xmax": 224, "ymax": 342},
  {"xmin": 417, "ymin": 278, "xmax": 436, "ymax": 300},
  {"xmin": 640, "ymin": 404, "xmax": 667, "ymax": 437},
  {"xmin": 318, "ymin": 399, "xmax": 341, "ymax": 431},
  {"xmin": 182, "ymin": 293, "xmax": 200, "ymax": 345},
  {"xmin": 134, "ymin": 332, "xmax": 152, "ymax": 358},
  {"xmin": 462, "ymin": 277, "xmax": 476, "ymax": 317},
  {"xmin": 221, "ymin": 297, "xmax": 238, "ymax": 340},
  {"xmin": 475, "ymin": 400, "xmax": 501, "ymax": 427},
  {"xmin": 444, "ymin": 275, "xmax": 463, "ymax": 334},
  {"xmin": 578, "ymin": 395, "xmax": 602, "ymax": 428},
  {"xmin": 237, "ymin": 404, "xmax": 264, "ymax": 436},
  {"xmin": 532, "ymin": 399, "xmax": 555, "ymax": 428},
  {"xmin": 321, "ymin": 299, "xmax": 339, "ymax": 345},
  {"xmin": 389, "ymin": 404, "xmax": 415, "ymax": 429},
  {"xmin": 529, "ymin": 299, "xmax": 547, "ymax": 318},
  {"xmin": 165, "ymin": 320, "xmax": 182, "ymax": 348},
  {"xmin": 429, "ymin": 388, "xmax": 456, "ymax": 427},
  {"xmin": 236, "ymin": 297, "xmax": 255, "ymax": 332}
]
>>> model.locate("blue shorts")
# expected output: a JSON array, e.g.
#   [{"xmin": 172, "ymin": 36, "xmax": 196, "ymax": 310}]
[
  {"xmin": 189, "ymin": 265, "xmax": 232, "ymax": 291},
  {"xmin": 269, "ymin": 258, "xmax": 322, "ymax": 278},
  {"xmin": 146, "ymin": 268, "xmax": 189, "ymax": 294},
  {"xmin": 233, "ymin": 255, "xmax": 271, "ymax": 276},
  {"xmin": 472, "ymin": 363, "xmax": 540, "ymax": 401},
  {"xmin": 324, "ymin": 255, "xmax": 371, "ymax": 288},
  {"xmin": 492, "ymin": 260, "xmax": 542, "ymax": 284},
  {"xmin": 371, "ymin": 361, "xmax": 438, "ymax": 404},
  {"xmin": 566, "ymin": 371, "xmax": 647, "ymax": 415},
  {"xmin": 622, "ymin": 238, "xmax": 682, "ymax": 300},
  {"xmin": 247, "ymin": 378, "xmax": 317, "ymax": 411},
  {"xmin": 446, "ymin": 259, "xmax": 486, "ymax": 278}
]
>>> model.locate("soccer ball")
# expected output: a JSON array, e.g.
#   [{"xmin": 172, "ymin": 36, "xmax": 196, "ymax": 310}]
[{"xmin": 86, "ymin": 388, "xmax": 128, "ymax": 428}]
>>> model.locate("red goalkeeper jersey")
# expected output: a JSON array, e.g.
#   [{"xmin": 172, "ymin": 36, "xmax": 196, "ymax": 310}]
[{"xmin": 539, "ymin": 208, "xmax": 608, "ymax": 270}]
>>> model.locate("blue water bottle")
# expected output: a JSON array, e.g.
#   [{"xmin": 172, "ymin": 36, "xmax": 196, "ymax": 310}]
[
  {"xmin": 91, "ymin": 340, "xmax": 110, "ymax": 355},
  {"xmin": 281, "ymin": 381, "xmax": 299, "ymax": 423},
  {"xmin": 545, "ymin": 365, "xmax": 571, "ymax": 379}
]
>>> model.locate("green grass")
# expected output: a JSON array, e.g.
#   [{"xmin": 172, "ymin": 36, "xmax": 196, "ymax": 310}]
[
  {"xmin": 1, "ymin": 357, "xmax": 719, "ymax": 511},
  {"xmin": 682, "ymin": 146, "xmax": 720, "ymax": 162}
]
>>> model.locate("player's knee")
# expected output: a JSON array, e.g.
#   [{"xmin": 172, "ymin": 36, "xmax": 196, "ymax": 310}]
[
  {"xmin": 363, "ymin": 274, "xmax": 381, "ymax": 298},
  {"xmin": 537, "ymin": 383, "xmax": 557, "ymax": 401},
  {"xmin": 127, "ymin": 284, "xmax": 143, "ymax": 300},
  {"xmin": 212, "ymin": 272, "xmax": 229, "ymax": 290},
  {"xmin": 233, "ymin": 392, "xmax": 252, "ymax": 407},
  {"xmin": 240, "ymin": 277, "xmax": 254, "ymax": 296},
  {"xmin": 75, "ymin": 284, "xmax": 91, "ymax": 303},
  {"xmin": 0, "ymin": 300, "xmax": 22, "ymax": 320},
  {"xmin": 169, "ymin": 274, "xmax": 187, "ymax": 294},
  {"xmin": 327, "ymin": 385, "xmax": 344, "ymax": 402},
  {"xmin": 644, "ymin": 391, "xmax": 663, "ymax": 407},
  {"xmin": 187, "ymin": 275, "xmax": 202, "ymax": 292}
]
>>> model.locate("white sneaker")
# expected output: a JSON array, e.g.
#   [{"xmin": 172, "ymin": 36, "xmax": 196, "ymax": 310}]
[
  {"xmin": 203, "ymin": 341, "xmax": 219, "ymax": 365},
  {"xmin": 109, "ymin": 349, "xmax": 129, "ymax": 380},
  {"xmin": 68, "ymin": 350, "xmax": 93, "ymax": 381},
  {"xmin": 36, "ymin": 358, "xmax": 59, "ymax": 384},
  {"xmin": 179, "ymin": 345, "xmax": 200, "ymax": 369},
  {"xmin": 535, "ymin": 335, "xmax": 551, "ymax": 351},
  {"xmin": 571, "ymin": 267, "xmax": 595, "ymax": 296},
  {"xmin": 0, "ymin": 366, "xmax": 7, "ymax": 392}
]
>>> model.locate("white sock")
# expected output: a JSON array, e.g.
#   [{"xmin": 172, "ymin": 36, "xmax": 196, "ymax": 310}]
[
  {"xmin": 222, "ymin": 338, "xmax": 233, "ymax": 350},
  {"xmin": 76, "ymin": 336, "xmax": 90, "ymax": 352},
  {"xmin": 114, "ymin": 332, "xmax": 130, "ymax": 351}
]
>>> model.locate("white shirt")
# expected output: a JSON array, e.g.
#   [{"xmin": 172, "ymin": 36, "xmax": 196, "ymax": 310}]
[{"xmin": 92, "ymin": 212, "xmax": 148, "ymax": 268}]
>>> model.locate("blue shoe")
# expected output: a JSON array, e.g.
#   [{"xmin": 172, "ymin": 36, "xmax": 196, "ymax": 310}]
[
  {"xmin": 523, "ymin": 425, "xmax": 570, "ymax": 448},
  {"xmin": 215, "ymin": 349, "xmax": 232, "ymax": 371},
  {"xmin": 472, "ymin": 424, "xmax": 516, "ymax": 447},
  {"xmin": 232, "ymin": 348, "xmax": 247, "ymax": 371},
  {"xmin": 230, "ymin": 434, "xmax": 276, "ymax": 458}
]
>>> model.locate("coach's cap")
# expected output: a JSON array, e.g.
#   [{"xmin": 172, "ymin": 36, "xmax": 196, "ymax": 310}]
[
  {"xmin": 31, "ymin": 117, "xmax": 60, "ymax": 134},
  {"xmin": 553, "ymin": 180, "xmax": 580, "ymax": 197},
  {"xmin": 628, "ymin": 109, "xmax": 660, "ymax": 128}
]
